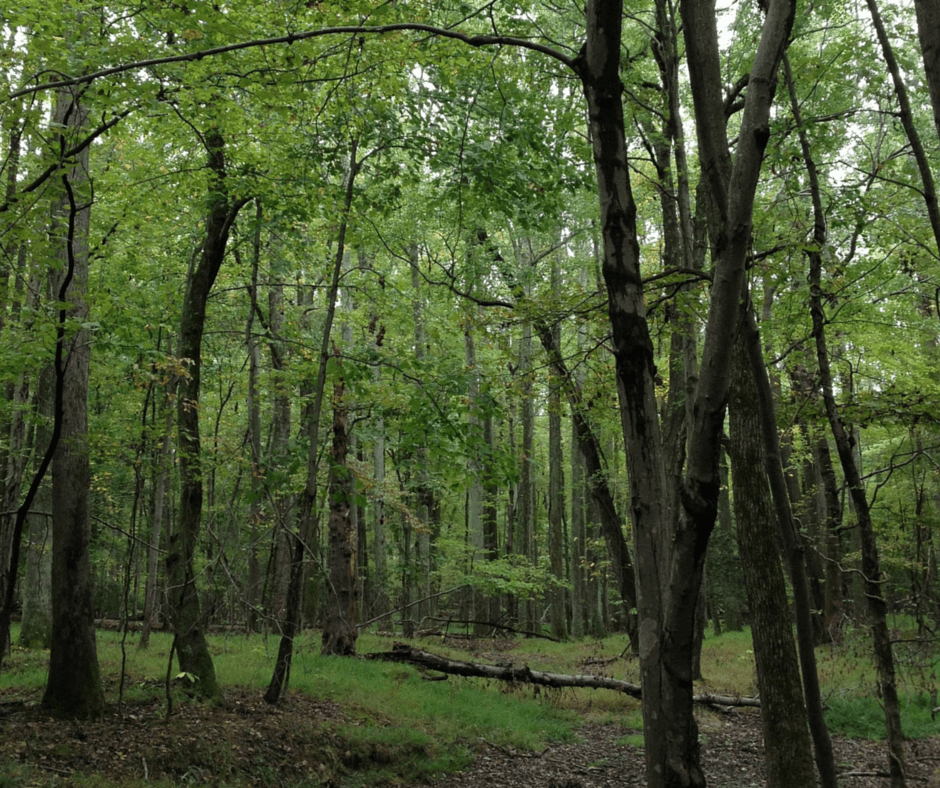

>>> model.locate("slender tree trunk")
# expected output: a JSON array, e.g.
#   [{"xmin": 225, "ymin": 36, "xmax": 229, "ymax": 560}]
[
  {"xmin": 410, "ymin": 246, "xmax": 433, "ymax": 623},
  {"xmin": 166, "ymin": 129, "xmax": 246, "ymax": 702},
  {"xmin": 547, "ymin": 309, "xmax": 567, "ymax": 640},
  {"xmin": 18, "ymin": 365, "xmax": 54, "ymax": 650},
  {"xmin": 372, "ymin": 382, "xmax": 389, "ymax": 619},
  {"xmin": 813, "ymin": 432, "xmax": 845, "ymax": 641},
  {"xmin": 808, "ymin": 196, "xmax": 907, "ymax": 788},
  {"xmin": 267, "ymin": 281, "xmax": 292, "ymax": 626},
  {"xmin": 265, "ymin": 138, "xmax": 359, "ymax": 703},
  {"xmin": 784, "ymin": 49, "xmax": 895, "ymax": 786},
  {"xmin": 42, "ymin": 87, "xmax": 105, "ymax": 719},
  {"xmin": 536, "ymin": 323, "xmax": 637, "ymax": 647},
  {"xmin": 245, "ymin": 200, "xmax": 264, "ymax": 632},
  {"xmin": 519, "ymin": 319, "xmax": 537, "ymax": 631},
  {"xmin": 141, "ymin": 384, "xmax": 173, "ymax": 649},
  {"xmin": 866, "ymin": 0, "xmax": 940, "ymax": 258}
]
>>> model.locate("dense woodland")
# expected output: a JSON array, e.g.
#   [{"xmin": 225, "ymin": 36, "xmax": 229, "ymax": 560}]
[{"xmin": 3, "ymin": 0, "xmax": 940, "ymax": 785}]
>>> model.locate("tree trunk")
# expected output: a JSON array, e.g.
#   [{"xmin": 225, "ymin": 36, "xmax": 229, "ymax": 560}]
[
  {"xmin": 519, "ymin": 319, "xmax": 537, "ymax": 632},
  {"xmin": 536, "ymin": 322, "xmax": 637, "ymax": 645},
  {"xmin": 166, "ymin": 129, "xmax": 246, "ymax": 702},
  {"xmin": 914, "ymin": 0, "xmax": 940, "ymax": 141},
  {"xmin": 18, "ymin": 365, "xmax": 54, "ymax": 650},
  {"xmin": 808, "ymin": 186, "xmax": 907, "ymax": 788},
  {"xmin": 265, "ymin": 138, "xmax": 359, "ymax": 703},
  {"xmin": 321, "ymin": 380, "xmax": 357, "ymax": 656},
  {"xmin": 586, "ymin": 0, "xmax": 795, "ymax": 781},
  {"xmin": 267, "ymin": 280, "xmax": 292, "ymax": 627},
  {"xmin": 728, "ymin": 338, "xmax": 816, "ymax": 788},
  {"xmin": 411, "ymin": 246, "xmax": 434, "ymax": 624},
  {"xmin": 866, "ymin": 0, "xmax": 940, "ymax": 259},
  {"xmin": 140, "ymin": 389, "xmax": 173, "ymax": 650},
  {"xmin": 372, "ymin": 381, "xmax": 389, "ymax": 620},
  {"xmin": 547, "ymin": 315, "xmax": 567, "ymax": 640},
  {"xmin": 42, "ymin": 87, "xmax": 105, "ymax": 719},
  {"xmin": 373, "ymin": 644, "xmax": 760, "ymax": 707},
  {"xmin": 813, "ymin": 432, "xmax": 845, "ymax": 641},
  {"xmin": 245, "ymin": 200, "xmax": 264, "ymax": 632}
]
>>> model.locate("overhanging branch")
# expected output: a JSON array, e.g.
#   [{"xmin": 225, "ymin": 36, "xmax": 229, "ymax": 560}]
[{"xmin": 9, "ymin": 24, "xmax": 576, "ymax": 101}]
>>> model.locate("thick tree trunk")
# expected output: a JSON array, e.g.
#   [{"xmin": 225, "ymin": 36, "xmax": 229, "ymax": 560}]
[
  {"xmin": 577, "ymin": 2, "xmax": 676, "ymax": 778},
  {"xmin": 321, "ymin": 381, "xmax": 357, "ymax": 656},
  {"xmin": 728, "ymin": 338, "xmax": 816, "ymax": 788},
  {"xmin": 584, "ymin": 0, "xmax": 795, "ymax": 782},
  {"xmin": 42, "ymin": 88, "xmax": 105, "ymax": 719}
]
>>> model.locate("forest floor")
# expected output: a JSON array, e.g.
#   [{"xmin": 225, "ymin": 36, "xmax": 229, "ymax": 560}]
[
  {"xmin": 2, "ymin": 683, "xmax": 940, "ymax": 787},
  {"xmin": 3, "ymin": 630, "xmax": 940, "ymax": 787}
]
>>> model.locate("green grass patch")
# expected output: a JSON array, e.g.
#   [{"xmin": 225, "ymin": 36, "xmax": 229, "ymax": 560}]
[
  {"xmin": 825, "ymin": 693, "xmax": 940, "ymax": 740},
  {"xmin": 616, "ymin": 733, "xmax": 645, "ymax": 748}
]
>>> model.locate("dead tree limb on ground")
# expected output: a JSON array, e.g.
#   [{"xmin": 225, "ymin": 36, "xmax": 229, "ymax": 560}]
[{"xmin": 367, "ymin": 643, "xmax": 761, "ymax": 709}]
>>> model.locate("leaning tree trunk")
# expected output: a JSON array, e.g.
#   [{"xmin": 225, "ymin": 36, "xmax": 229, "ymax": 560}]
[
  {"xmin": 536, "ymin": 323, "xmax": 638, "ymax": 648},
  {"xmin": 166, "ymin": 128, "xmax": 247, "ymax": 702},
  {"xmin": 42, "ymin": 87, "xmax": 105, "ymax": 719},
  {"xmin": 866, "ymin": 0, "xmax": 940, "ymax": 259}
]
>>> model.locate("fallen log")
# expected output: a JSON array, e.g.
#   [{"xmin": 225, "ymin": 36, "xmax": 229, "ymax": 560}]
[{"xmin": 368, "ymin": 643, "xmax": 761, "ymax": 709}]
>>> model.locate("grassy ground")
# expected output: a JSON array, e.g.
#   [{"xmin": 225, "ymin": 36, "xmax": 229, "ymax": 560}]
[{"xmin": 1, "ymin": 621, "xmax": 939, "ymax": 785}]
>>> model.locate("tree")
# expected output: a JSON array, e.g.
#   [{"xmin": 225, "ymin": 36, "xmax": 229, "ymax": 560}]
[
  {"xmin": 41, "ymin": 85, "xmax": 105, "ymax": 719},
  {"xmin": 167, "ymin": 127, "xmax": 248, "ymax": 702}
]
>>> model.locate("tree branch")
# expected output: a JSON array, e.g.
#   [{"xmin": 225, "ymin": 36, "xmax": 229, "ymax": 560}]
[{"xmin": 9, "ymin": 25, "xmax": 575, "ymax": 101}]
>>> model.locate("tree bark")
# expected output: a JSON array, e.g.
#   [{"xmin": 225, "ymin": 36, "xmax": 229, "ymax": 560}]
[
  {"xmin": 914, "ymin": 0, "xmax": 940, "ymax": 141},
  {"xmin": 321, "ymin": 379, "xmax": 357, "ymax": 656},
  {"xmin": 166, "ymin": 128, "xmax": 246, "ymax": 702},
  {"xmin": 42, "ymin": 88, "xmax": 105, "ymax": 719},
  {"xmin": 728, "ymin": 338, "xmax": 816, "ymax": 788}
]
